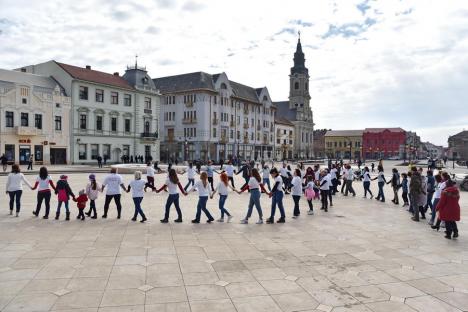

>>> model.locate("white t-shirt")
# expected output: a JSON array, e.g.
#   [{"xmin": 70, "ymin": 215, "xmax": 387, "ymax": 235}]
[
  {"xmin": 165, "ymin": 178, "xmax": 180, "ymax": 194},
  {"xmin": 434, "ymin": 181, "xmax": 446, "ymax": 199},
  {"xmin": 330, "ymin": 168, "xmax": 337, "ymax": 180},
  {"xmin": 194, "ymin": 180, "xmax": 211, "ymax": 197},
  {"xmin": 187, "ymin": 167, "xmax": 197, "ymax": 179},
  {"xmin": 248, "ymin": 177, "xmax": 261, "ymax": 190},
  {"xmin": 347, "ymin": 169, "xmax": 355, "ymax": 180},
  {"xmin": 279, "ymin": 167, "xmax": 288, "ymax": 178},
  {"xmin": 146, "ymin": 166, "xmax": 155, "ymax": 177},
  {"xmin": 225, "ymin": 165, "xmax": 234, "ymax": 177},
  {"xmin": 291, "ymin": 176, "xmax": 303, "ymax": 196},
  {"xmin": 262, "ymin": 168, "xmax": 270, "ymax": 179},
  {"xmin": 363, "ymin": 172, "xmax": 371, "ymax": 182},
  {"xmin": 6, "ymin": 173, "xmax": 31, "ymax": 192},
  {"xmin": 103, "ymin": 173, "xmax": 123, "ymax": 195},
  {"xmin": 215, "ymin": 182, "xmax": 229, "ymax": 196},
  {"xmin": 129, "ymin": 179, "xmax": 146, "ymax": 198},
  {"xmin": 320, "ymin": 176, "xmax": 329, "ymax": 190},
  {"xmin": 36, "ymin": 176, "xmax": 52, "ymax": 191},
  {"xmin": 314, "ymin": 170, "xmax": 320, "ymax": 181},
  {"xmin": 273, "ymin": 175, "xmax": 283, "ymax": 192},
  {"xmin": 377, "ymin": 172, "xmax": 385, "ymax": 183}
]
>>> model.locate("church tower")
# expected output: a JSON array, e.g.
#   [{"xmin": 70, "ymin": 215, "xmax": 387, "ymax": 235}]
[{"xmin": 289, "ymin": 34, "xmax": 311, "ymax": 121}]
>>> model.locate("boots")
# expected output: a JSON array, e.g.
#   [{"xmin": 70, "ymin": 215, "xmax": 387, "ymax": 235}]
[
  {"xmin": 55, "ymin": 211, "xmax": 60, "ymax": 220},
  {"xmin": 140, "ymin": 214, "xmax": 147, "ymax": 223},
  {"xmin": 85, "ymin": 209, "xmax": 92, "ymax": 217},
  {"xmin": 43, "ymin": 207, "xmax": 49, "ymax": 219},
  {"xmin": 277, "ymin": 217, "xmax": 285, "ymax": 223},
  {"xmin": 65, "ymin": 212, "xmax": 70, "ymax": 221}
]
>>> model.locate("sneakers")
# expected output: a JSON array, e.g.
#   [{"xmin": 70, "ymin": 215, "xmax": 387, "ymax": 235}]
[
  {"xmin": 217, "ymin": 218, "xmax": 224, "ymax": 222},
  {"xmin": 240, "ymin": 219, "xmax": 248, "ymax": 224},
  {"xmin": 256, "ymin": 219, "xmax": 263, "ymax": 224},
  {"xmin": 308, "ymin": 210, "xmax": 314, "ymax": 215},
  {"xmin": 266, "ymin": 217, "xmax": 274, "ymax": 224}
]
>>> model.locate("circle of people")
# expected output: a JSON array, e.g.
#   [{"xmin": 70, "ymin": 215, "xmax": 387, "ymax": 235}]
[{"xmin": 4, "ymin": 160, "xmax": 460, "ymax": 239}]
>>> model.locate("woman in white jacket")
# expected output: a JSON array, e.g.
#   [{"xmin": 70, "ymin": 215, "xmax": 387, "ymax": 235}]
[{"xmin": 6, "ymin": 164, "xmax": 32, "ymax": 217}]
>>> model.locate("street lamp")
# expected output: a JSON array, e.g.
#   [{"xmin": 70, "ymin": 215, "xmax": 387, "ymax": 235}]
[{"xmin": 348, "ymin": 141, "xmax": 352, "ymax": 163}]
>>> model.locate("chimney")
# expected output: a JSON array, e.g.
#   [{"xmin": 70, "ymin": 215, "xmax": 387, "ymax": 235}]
[
  {"xmin": 85, "ymin": 65, "xmax": 91, "ymax": 70},
  {"xmin": 113, "ymin": 72, "xmax": 119, "ymax": 76},
  {"xmin": 20, "ymin": 68, "xmax": 26, "ymax": 72}
]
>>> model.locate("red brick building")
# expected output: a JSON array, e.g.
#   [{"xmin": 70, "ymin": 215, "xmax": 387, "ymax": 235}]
[{"xmin": 362, "ymin": 128, "xmax": 406, "ymax": 159}]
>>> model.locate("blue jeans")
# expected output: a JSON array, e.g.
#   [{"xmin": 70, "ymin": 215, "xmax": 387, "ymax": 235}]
[
  {"xmin": 218, "ymin": 195, "xmax": 231, "ymax": 218},
  {"xmin": 431, "ymin": 198, "xmax": 440, "ymax": 224},
  {"xmin": 363, "ymin": 181, "xmax": 372, "ymax": 197},
  {"xmin": 184, "ymin": 178, "xmax": 194, "ymax": 191},
  {"xmin": 8, "ymin": 190, "xmax": 22, "ymax": 212},
  {"xmin": 263, "ymin": 178, "xmax": 271, "ymax": 191},
  {"xmin": 165, "ymin": 194, "xmax": 182, "ymax": 220},
  {"xmin": 246, "ymin": 189, "xmax": 262, "ymax": 219},
  {"xmin": 270, "ymin": 191, "xmax": 285, "ymax": 218},
  {"xmin": 195, "ymin": 196, "xmax": 213, "ymax": 221},
  {"xmin": 377, "ymin": 182, "xmax": 385, "ymax": 201},
  {"xmin": 57, "ymin": 200, "xmax": 69, "ymax": 213},
  {"xmin": 132, "ymin": 197, "xmax": 146, "ymax": 219},
  {"xmin": 426, "ymin": 191, "xmax": 434, "ymax": 211}
]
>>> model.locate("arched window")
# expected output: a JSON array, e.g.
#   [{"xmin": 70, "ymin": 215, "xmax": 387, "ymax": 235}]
[
  {"xmin": 294, "ymin": 82, "xmax": 299, "ymax": 90},
  {"xmin": 220, "ymin": 83, "xmax": 227, "ymax": 89},
  {"xmin": 263, "ymin": 95, "xmax": 268, "ymax": 101},
  {"xmin": 144, "ymin": 121, "xmax": 150, "ymax": 133}
]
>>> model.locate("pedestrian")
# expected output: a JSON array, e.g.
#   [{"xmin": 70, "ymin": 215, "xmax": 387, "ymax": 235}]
[
  {"xmin": 330, "ymin": 164, "xmax": 338, "ymax": 195},
  {"xmin": 429, "ymin": 174, "xmax": 443, "ymax": 226},
  {"xmin": 74, "ymin": 189, "xmax": 88, "ymax": 221},
  {"xmin": 236, "ymin": 161, "xmax": 251, "ymax": 190},
  {"xmin": 189, "ymin": 172, "xmax": 215, "ymax": 223},
  {"xmin": 362, "ymin": 166, "xmax": 373, "ymax": 199},
  {"xmin": 31, "ymin": 166, "xmax": 56, "ymax": 219},
  {"xmin": 425, "ymin": 170, "xmax": 435, "ymax": 213},
  {"xmin": 127, "ymin": 171, "xmax": 147, "ymax": 222},
  {"xmin": 97, "ymin": 155, "xmax": 103, "ymax": 168},
  {"xmin": 55, "ymin": 175, "xmax": 75, "ymax": 221},
  {"xmin": 344, "ymin": 165, "xmax": 356, "ymax": 196},
  {"xmin": 225, "ymin": 160, "xmax": 236, "ymax": 187},
  {"xmin": 371, "ymin": 162, "xmax": 375, "ymax": 172},
  {"xmin": 85, "ymin": 174, "xmax": 100, "ymax": 219},
  {"xmin": 387, "ymin": 168, "xmax": 400, "ymax": 205},
  {"xmin": 436, "ymin": 179, "xmax": 460, "ymax": 239},
  {"xmin": 1, "ymin": 153, "xmax": 7, "ymax": 172},
  {"xmin": 211, "ymin": 172, "xmax": 235, "ymax": 222},
  {"xmin": 183, "ymin": 162, "xmax": 197, "ymax": 191},
  {"xmin": 304, "ymin": 175, "xmax": 316, "ymax": 215},
  {"xmin": 238, "ymin": 168, "xmax": 267, "ymax": 224},
  {"xmin": 291, "ymin": 168, "xmax": 303, "ymax": 218},
  {"xmin": 5, "ymin": 164, "xmax": 32, "ymax": 217},
  {"xmin": 154, "ymin": 168, "xmax": 188, "ymax": 223},
  {"xmin": 101, "ymin": 168, "xmax": 126, "ymax": 219},
  {"xmin": 279, "ymin": 163, "xmax": 290, "ymax": 194},
  {"xmin": 154, "ymin": 161, "xmax": 161, "ymax": 173},
  {"xmin": 401, "ymin": 173, "xmax": 409, "ymax": 207},
  {"xmin": 205, "ymin": 160, "xmax": 215, "ymax": 191},
  {"xmin": 144, "ymin": 162, "xmax": 156, "ymax": 191},
  {"xmin": 103, "ymin": 154, "xmax": 108, "ymax": 165},
  {"xmin": 410, "ymin": 167, "xmax": 427, "ymax": 222},
  {"xmin": 319, "ymin": 170, "xmax": 330, "ymax": 212},
  {"xmin": 27, "ymin": 154, "xmax": 33, "ymax": 170},
  {"xmin": 372, "ymin": 165, "xmax": 386, "ymax": 202},
  {"xmin": 262, "ymin": 165, "xmax": 271, "ymax": 192},
  {"xmin": 266, "ymin": 168, "xmax": 285, "ymax": 224}
]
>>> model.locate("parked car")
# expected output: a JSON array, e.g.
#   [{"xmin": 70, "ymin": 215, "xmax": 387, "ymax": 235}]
[
  {"xmin": 388, "ymin": 156, "xmax": 400, "ymax": 160},
  {"xmin": 453, "ymin": 174, "xmax": 468, "ymax": 191}
]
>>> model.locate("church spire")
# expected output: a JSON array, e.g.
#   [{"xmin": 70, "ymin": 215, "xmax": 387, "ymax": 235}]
[{"xmin": 291, "ymin": 32, "xmax": 308, "ymax": 75}]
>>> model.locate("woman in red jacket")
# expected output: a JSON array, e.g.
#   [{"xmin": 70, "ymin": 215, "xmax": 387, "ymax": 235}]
[{"xmin": 436, "ymin": 180, "xmax": 460, "ymax": 239}]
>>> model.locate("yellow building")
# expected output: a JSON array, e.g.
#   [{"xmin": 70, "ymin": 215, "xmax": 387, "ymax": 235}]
[{"xmin": 324, "ymin": 130, "xmax": 363, "ymax": 160}]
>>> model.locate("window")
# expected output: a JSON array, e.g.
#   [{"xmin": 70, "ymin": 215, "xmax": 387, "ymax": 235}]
[
  {"xmin": 56, "ymin": 103, "xmax": 61, "ymax": 108},
  {"xmin": 79, "ymin": 86, "xmax": 88, "ymax": 100},
  {"xmin": 80, "ymin": 114, "xmax": 87, "ymax": 129},
  {"xmin": 5, "ymin": 145, "xmax": 15, "ymax": 161},
  {"xmin": 5, "ymin": 111, "xmax": 14, "ymax": 127},
  {"xmin": 90, "ymin": 144, "xmax": 99, "ymax": 160},
  {"xmin": 96, "ymin": 115, "xmax": 103, "ymax": 131},
  {"xmin": 144, "ymin": 97, "xmax": 151, "ymax": 109},
  {"xmin": 34, "ymin": 145, "xmax": 43, "ymax": 161},
  {"xmin": 35, "ymin": 114, "xmax": 42, "ymax": 129},
  {"xmin": 103, "ymin": 144, "xmax": 111, "ymax": 159},
  {"xmin": 21, "ymin": 113, "xmax": 28, "ymax": 126},
  {"xmin": 111, "ymin": 92, "xmax": 118, "ymax": 104},
  {"xmin": 55, "ymin": 116, "xmax": 62, "ymax": 130},
  {"xmin": 294, "ymin": 82, "xmax": 299, "ymax": 90},
  {"xmin": 78, "ymin": 144, "xmax": 87, "ymax": 160},
  {"xmin": 124, "ymin": 94, "xmax": 131, "ymax": 106},
  {"xmin": 95, "ymin": 89, "xmax": 104, "ymax": 102},
  {"xmin": 124, "ymin": 119, "xmax": 131, "ymax": 133},
  {"xmin": 213, "ymin": 128, "xmax": 217, "ymax": 138},
  {"xmin": 22, "ymin": 98, "xmax": 27, "ymax": 104},
  {"xmin": 111, "ymin": 117, "xmax": 117, "ymax": 132}
]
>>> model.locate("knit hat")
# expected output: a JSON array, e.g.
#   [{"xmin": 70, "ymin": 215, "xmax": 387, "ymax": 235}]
[
  {"xmin": 89, "ymin": 174, "xmax": 96, "ymax": 180},
  {"xmin": 60, "ymin": 175, "xmax": 67, "ymax": 180}
]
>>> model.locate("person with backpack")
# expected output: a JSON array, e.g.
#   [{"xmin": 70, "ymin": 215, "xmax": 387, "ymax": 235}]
[
  {"xmin": 31, "ymin": 167, "xmax": 56, "ymax": 219},
  {"xmin": 55, "ymin": 175, "xmax": 76, "ymax": 221}
]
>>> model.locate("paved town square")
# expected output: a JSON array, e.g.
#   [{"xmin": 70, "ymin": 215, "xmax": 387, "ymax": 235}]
[{"xmin": 0, "ymin": 164, "xmax": 466, "ymax": 312}]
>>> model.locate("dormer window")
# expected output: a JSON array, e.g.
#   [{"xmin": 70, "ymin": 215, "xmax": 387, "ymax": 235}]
[
  {"xmin": 142, "ymin": 77, "xmax": 149, "ymax": 84},
  {"xmin": 220, "ymin": 83, "xmax": 227, "ymax": 89}
]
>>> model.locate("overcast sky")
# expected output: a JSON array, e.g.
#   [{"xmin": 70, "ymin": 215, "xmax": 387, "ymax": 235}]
[{"xmin": 1, "ymin": 0, "xmax": 467, "ymax": 145}]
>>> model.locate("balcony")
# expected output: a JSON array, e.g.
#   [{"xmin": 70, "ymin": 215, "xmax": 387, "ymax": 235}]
[
  {"xmin": 140, "ymin": 132, "xmax": 158, "ymax": 140},
  {"xmin": 144, "ymin": 109, "xmax": 152, "ymax": 114},
  {"xmin": 243, "ymin": 123, "xmax": 249, "ymax": 129},
  {"xmin": 16, "ymin": 126, "xmax": 38, "ymax": 136},
  {"xmin": 212, "ymin": 118, "xmax": 218, "ymax": 125},
  {"xmin": 182, "ymin": 118, "xmax": 197, "ymax": 124}
]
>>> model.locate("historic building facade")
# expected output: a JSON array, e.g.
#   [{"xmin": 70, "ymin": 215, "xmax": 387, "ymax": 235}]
[
  {"xmin": 20, "ymin": 61, "xmax": 161, "ymax": 164},
  {"xmin": 448, "ymin": 130, "xmax": 468, "ymax": 160},
  {"xmin": 313, "ymin": 129, "xmax": 328, "ymax": 159},
  {"xmin": 153, "ymin": 72, "xmax": 275, "ymax": 162},
  {"xmin": 273, "ymin": 36, "xmax": 314, "ymax": 159},
  {"xmin": 325, "ymin": 130, "xmax": 363, "ymax": 160},
  {"xmin": 0, "ymin": 69, "xmax": 71, "ymax": 164},
  {"xmin": 362, "ymin": 128, "xmax": 406, "ymax": 160},
  {"xmin": 274, "ymin": 117, "xmax": 295, "ymax": 160}
]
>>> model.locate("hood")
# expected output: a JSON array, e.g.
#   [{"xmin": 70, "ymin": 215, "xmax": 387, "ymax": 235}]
[{"xmin": 443, "ymin": 186, "xmax": 460, "ymax": 198}]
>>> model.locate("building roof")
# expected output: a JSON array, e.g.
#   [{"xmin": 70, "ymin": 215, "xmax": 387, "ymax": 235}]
[
  {"xmin": 229, "ymin": 80, "xmax": 259, "ymax": 103},
  {"xmin": 275, "ymin": 116, "xmax": 294, "ymax": 126},
  {"xmin": 364, "ymin": 127, "xmax": 405, "ymax": 133},
  {"xmin": 449, "ymin": 130, "xmax": 468, "ymax": 140},
  {"xmin": 0, "ymin": 68, "xmax": 58, "ymax": 90},
  {"xmin": 55, "ymin": 62, "xmax": 134, "ymax": 90},
  {"xmin": 324, "ymin": 130, "xmax": 364, "ymax": 137},
  {"xmin": 273, "ymin": 101, "xmax": 297, "ymax": 122},
  {"xmin": 153, "ymin": 71, "xmax": 216, "ymax": 93}
]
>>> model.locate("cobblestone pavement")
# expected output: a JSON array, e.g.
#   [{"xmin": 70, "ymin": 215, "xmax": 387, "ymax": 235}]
[{"xmin": 0, "ymin": 171, "xmax": 467, "ymax": 312}]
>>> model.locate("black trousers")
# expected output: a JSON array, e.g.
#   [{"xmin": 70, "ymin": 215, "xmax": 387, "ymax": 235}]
[
  {"xmin": 8, "ymin": 190, "xmax": 22, "ymax": 212},
  {"xmin": 321, "ymin": 190, "xmax": 329, "ymax": 210},
  {"xmin": 103, "ymin": 194, "xmax": 122, "ymax": 217},
  {"xmin": 87, "ymin": 199, "xmax": 97, "ymax": 216},
  {"xmin": 208, "ymin": 177, "xmax": 214, "ymax": 190},
  {"xmin": 446, "ymin": 221, "xmax": 458, "ymax": 236},
  {"xmin": 35, "ymin": 191, "xmax": 51, "ymax": 216},
  {"xmin": 228, "ymin": 176, "xmax": 235, "ymax": 187},
  {"xmin": 292, "ymin": 195, "xmax": 301, "ymax": 216}
]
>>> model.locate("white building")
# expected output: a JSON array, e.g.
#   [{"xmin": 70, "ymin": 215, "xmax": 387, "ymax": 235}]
[
  {"xmin": 20, "ymin": 61, "xmax": 161, "ymax": 164},
  {"xmin": 273, "ymin": 35, "xmax": 314, "ymax": 159},
  {"xmin": 153, "ymin": 72, "xmax": 276, "ymax": 162},
  {"xmin": 274, "ymin": 117, "xmax": 295, "ymax": 160},
  {"xmin": 423, "ymin": 142, "xmax": 444, "ymax": 159},
  {"xmin": 0, "ymin": 69, "xmax": 71, "ymax": 164}
]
